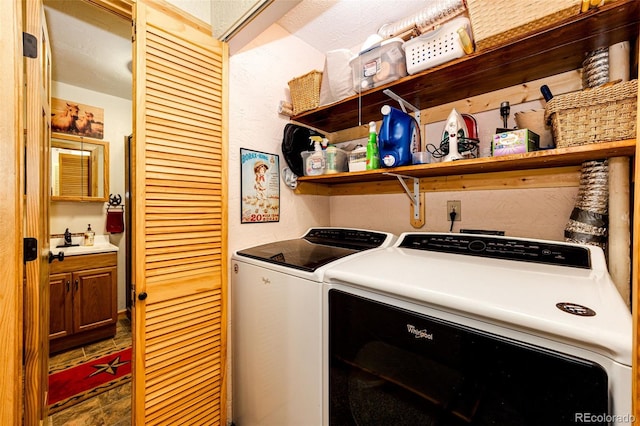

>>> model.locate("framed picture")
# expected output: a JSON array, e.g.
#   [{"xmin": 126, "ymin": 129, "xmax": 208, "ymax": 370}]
[
  {"xmin": 240, "ymin": 148, "xmax": 280, "ymax": 223},
  {"xmin": 51, "ymin": 97, "xmax": 104, "ymax": 139}
]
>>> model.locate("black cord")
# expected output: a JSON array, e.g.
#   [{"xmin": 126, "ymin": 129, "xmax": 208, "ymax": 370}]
[
  {"xmin": 427, "ymin": 136, "xmax": 480, "ymax": 159},
  {"xmin": 449, "ymin": 209, "xmax": 457, "ymax": 232}
]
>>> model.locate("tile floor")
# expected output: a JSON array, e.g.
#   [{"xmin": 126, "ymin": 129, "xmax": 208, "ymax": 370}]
[{"xmin": 47, "ymin": 317, "xmax": 132, "ymax": 426}]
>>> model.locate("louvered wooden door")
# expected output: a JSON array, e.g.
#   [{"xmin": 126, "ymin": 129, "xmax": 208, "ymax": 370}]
[{"xmin": 132, "ymin": 1, "xmax": 228, "ymax": 424}]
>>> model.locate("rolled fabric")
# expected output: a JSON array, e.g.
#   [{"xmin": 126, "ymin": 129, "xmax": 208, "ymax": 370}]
[
  {"xmin": 280, "ymin": 100, "xmax": 293, "ymax": 110},
  {"xmin": 278, "ymin": 100, "xmax": 294, "ymax": 116},
  {"xmin": 609, "ymin": 41, "xmax": 630, "ymax": 82},
  {"xmin": 377, "ymin": 0, "xmax": 466, "ymax": 38}
]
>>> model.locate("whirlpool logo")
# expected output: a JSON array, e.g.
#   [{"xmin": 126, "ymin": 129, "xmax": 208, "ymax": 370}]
[{"xmin": 406, "ymin": 324, "xmax": 433, "ymax": 340}]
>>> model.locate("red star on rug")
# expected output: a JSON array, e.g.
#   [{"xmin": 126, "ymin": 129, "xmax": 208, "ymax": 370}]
[{"xmin": 88, "ymin": 355, "xmax": 130, "ymax": 377}]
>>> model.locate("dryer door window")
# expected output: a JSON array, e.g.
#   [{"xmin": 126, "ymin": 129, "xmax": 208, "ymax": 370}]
[{"xmin": 328, "ymin": 289, "xmax": 609, "ymax": 426}]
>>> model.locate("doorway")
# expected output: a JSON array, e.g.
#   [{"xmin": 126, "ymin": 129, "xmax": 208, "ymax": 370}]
[{"xmin": 43, "ymin": 0, "xmax": 133, "ymax": 422}]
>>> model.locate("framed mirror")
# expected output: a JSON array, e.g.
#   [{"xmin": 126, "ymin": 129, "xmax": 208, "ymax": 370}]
[{"xmin": 51, "ymin": 134, "xmax": 109, "ymax": 202}]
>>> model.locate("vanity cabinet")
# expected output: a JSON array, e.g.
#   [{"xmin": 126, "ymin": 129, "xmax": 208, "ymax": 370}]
[{"xmin": 49, "ymin": 252, "xmax": 117, "ymax": 354}]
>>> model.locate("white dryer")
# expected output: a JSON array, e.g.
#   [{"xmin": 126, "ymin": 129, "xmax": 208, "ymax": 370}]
[
  {"xmin": 323, "ymin": 232, "xmax": 632, "ymax": 425},
  {"xmin": 231, "ymin": 228, "xmax": 395, "ymax": 426}
]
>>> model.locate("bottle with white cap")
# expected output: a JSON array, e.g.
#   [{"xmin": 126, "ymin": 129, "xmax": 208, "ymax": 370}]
[{"xmin": 305, "ymin": 137, "xmax": 325, "ymax": 176}]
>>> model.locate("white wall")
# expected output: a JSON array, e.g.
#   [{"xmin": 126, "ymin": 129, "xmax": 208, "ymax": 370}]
[
  {"xmin": 330, "ymin": 104, "xmax": 578, "ymax": 240},
  {"xmin": 227, "ymin": 21, "xmax": 578, "ymax": 246},
  {"xmin": 228, "ymin": 23, "xmax": 330, "ymax": 256},
  {"xmin": 50, "ymin": 81, "xmax": 132, "ymax": 312}
]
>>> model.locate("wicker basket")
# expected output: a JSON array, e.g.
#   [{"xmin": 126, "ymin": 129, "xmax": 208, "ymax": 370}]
[
  {"xmin": 467, "ymin": 0, "xmax": 582, "ymax": 51},
  {"xmin": 288, "ymin": 70, "xmax": 322, "ymax": 115},
  {"xmin": 544, "ymin": 80, "xmax": 637, "ymax": 148}
]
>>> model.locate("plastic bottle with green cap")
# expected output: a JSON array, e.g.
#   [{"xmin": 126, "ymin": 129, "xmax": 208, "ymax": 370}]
[{"xmin": 366, "ymin": 121, "xmax": 380, "ymax": 170}]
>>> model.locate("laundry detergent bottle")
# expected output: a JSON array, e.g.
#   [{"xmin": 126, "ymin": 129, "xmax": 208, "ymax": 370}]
[{"xmin": 378, "ymin": 105, "xmax": 420, "ymax": 167}]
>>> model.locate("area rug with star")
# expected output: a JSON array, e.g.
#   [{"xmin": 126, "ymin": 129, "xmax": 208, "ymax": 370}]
[{"xmin": 48, "ymin": 346, "xmax": 132, "ymax": 414}]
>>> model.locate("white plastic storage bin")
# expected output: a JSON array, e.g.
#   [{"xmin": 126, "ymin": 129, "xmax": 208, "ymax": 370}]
[
  {"xmin": 403, "ymin": 17, "xmax": 473, "ymax": 75},
  {"xmin": 301, "ymin": 150, "xmax": 325, "ymax": 176},
  {"xmin": 348, "ymin": 147, "xmax": 367, "ymax": 172},
  {"xmin": 350, "ymin": 37, "xmax": 407, "ymax": 91}
]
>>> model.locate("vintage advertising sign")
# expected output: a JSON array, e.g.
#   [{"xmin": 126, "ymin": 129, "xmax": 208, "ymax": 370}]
[{"xmin": 240, "ymin": 148, "xmax": 280, "ymax": 223}]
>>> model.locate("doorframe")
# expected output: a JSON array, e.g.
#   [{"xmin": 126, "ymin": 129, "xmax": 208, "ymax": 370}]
[
  {"xmin": 0, "ymin": 0, "xmax": 24, "ymax": 424},
  {"xmin": 18, "ymin": 0, "xmax": 219, "ymax": 423}
]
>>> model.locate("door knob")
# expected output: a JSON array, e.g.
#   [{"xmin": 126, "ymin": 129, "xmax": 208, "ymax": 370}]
[
  {"xmin": 48, "ymin": 251, "xmax": 64, "ymax": 264},
  {"xmin": 138, "ymin": 292, "xmax": 147, "ymax": 300}
]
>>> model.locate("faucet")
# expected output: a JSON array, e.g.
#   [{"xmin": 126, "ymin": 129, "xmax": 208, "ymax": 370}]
[{"xmin": 64, "ymin": 228, "xmax": 72, "ymax": 246}]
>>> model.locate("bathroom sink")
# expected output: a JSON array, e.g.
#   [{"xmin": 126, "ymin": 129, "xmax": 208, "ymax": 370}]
[{"xmin": 50, "ymin": 235, "xmax": 118, "ymax": 257}]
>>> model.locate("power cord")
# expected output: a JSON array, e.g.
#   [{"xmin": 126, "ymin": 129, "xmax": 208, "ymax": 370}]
[
  {"xmin": 449, "ymin": 208, "xmax": 457, "ymax": 232},
  {"xmin": 427, "ymin": 136, "xmax": 480, "ymax": 160}
]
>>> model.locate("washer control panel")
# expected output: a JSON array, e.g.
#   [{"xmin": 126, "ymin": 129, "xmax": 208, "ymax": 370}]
[
  {"xmin": 305, "ymin": 228, "xmax": 390, "ymax": 249},
  {"xmin": 398, "ymin": 234, "xmax": 591, "ymax": 268}
]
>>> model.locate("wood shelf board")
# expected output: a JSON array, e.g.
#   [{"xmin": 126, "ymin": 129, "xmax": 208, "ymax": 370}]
[
  {"xmin": 309, "ymin": 166, "xmax": 582, "ymax": 196},
  {"xmin": 296, "ymin": 140, "xmax": 636, "ymax": 188},
  {"xmin": 293, "ymin": 0, "xmax": 640, "ymax": 133}
]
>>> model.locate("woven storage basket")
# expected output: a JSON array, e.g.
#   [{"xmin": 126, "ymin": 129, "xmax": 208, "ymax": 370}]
[
  {"xmin": 467, "ymin": 0, "xmax": 581, "ymax": 51},
  {"xmin": 543, "ymin": 80, "xmax": 637, "ymax": 148},
  {"xmin": 288, "ymin": 70, "xmax": 322, "ymax": 115}
]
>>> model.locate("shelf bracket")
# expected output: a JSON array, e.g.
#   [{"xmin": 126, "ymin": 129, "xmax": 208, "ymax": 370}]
[
  {"xmin": 384, "ymin": 173, "xmax": 424, "ymax": 227},
  {"xmin": 382, "ymin": 89, "xmax": 421, "ymax": 126}
]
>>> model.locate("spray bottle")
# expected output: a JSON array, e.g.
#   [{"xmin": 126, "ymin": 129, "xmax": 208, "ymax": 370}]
[
  {"xmin": 305, "ymin": 136, "xmax": 325, "ymax": 176},
  {"xmin": 365, "ymin": 121, "xmax": 380, "ymax": 170}
]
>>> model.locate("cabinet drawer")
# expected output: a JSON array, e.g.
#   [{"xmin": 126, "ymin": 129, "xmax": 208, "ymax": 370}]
[{"xmin": 51, "ymin": 252, "xmax": 117, "ymax": 274}]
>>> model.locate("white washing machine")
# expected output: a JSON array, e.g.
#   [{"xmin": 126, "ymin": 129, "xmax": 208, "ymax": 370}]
[
  {"xmin": 231, "ymin": 227, "xmax": 396, "ymax": 426},
  {"xmin": 323, "ymin": 232, "xmax": 633, "ymax": 426}
]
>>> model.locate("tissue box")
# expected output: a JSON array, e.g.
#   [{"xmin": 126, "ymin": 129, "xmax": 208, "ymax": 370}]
[{"xmin": 492, "ymin": 129, "xmax": 539, "ymax": 157}]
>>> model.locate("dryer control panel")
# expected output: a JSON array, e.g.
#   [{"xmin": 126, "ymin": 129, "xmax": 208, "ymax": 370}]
[{"xmin": 398, "ymin": 233, "xmax": 591, "ymax": 269}]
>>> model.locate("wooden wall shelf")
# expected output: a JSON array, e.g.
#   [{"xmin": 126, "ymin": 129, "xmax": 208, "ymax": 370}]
[
  {"xmin": 292, "ymin": 0, "xmax": 640, "ymax": 133},
  {"xmin": 296, "ymin": 140, "xmax": 636, "ymax": 192}
]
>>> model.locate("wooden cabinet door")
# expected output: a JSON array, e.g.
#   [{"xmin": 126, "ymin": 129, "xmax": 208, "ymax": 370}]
[
  {"xmin": 49, "ymin": 272, "xmax": 72, "ymax": 340},
  {"xmin": 73, "ymin": 266, "xmax": 117, "ymax": 333}
]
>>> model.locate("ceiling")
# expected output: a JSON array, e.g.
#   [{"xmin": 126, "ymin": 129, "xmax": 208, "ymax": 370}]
[
  {"xmin": 277, "ymin": 0, "xmax": 427, "ymax": 53},
  {"xmin": 43, "ymin": 0, "xmax": 133, "ymax": 100},
  {"xmin": 43, "ymin": 0, "xmax": 428, "ymax": 100}
]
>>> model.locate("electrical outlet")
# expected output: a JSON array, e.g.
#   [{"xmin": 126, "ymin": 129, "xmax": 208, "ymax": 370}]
[{"xmin": 447, "ymin": 200, "xmax": 461, "ymax": 221}]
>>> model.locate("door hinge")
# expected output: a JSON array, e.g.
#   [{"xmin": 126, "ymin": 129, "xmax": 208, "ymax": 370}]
[
  {"xmin": 22, "ymin": 32, "xmax": 37, "ymax": 58},
  {"xmin": 131, "ymin": 20, "xmax": 136, "ymax": 42},
  {"xmin": 24, "ymin": 238, "xmax": 37, "ymax": 263}
]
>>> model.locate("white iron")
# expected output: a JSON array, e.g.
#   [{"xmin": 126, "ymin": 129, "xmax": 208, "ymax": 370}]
[{"xmin": 442, "ymin": 108, "xmax": 468, "ymax": 162}]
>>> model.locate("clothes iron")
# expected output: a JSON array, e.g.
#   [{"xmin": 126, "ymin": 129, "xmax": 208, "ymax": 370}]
[
  {"xmin": 378, "ymin": 105, "xmax": 420, "ymax": 167},
  {"xmin": 442, "ymin": 108, "xmax": 468, "ymax": 162}
]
